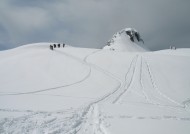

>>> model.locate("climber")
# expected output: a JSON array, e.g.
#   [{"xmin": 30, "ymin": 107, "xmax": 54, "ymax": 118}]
[
  {"xmin": 58, "ymin": 44, "xmax": 60, "ymax": 48},
  {"xmin": 54, "ymin": 44, "xmax": 56, "ymax": 48},
  {"xmin": 50, "ymin": 45, "xmax": 53, "ymax": 50}
]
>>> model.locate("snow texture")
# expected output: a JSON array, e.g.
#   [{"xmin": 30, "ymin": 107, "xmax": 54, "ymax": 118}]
[{"xmin": 0, "ymin": 34, "xmax": 190, "ymax": 133}]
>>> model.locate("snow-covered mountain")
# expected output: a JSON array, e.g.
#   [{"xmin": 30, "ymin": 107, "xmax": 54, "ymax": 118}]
[
  {"xmin": 0, "ymin": 29, "xmax": 190, "ymax": 134},
  {"xmin": 103, "ymin": 28, "xmax": 147, "ymax": 52}
]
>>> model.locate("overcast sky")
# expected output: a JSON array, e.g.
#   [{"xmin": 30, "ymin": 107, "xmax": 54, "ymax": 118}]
[{"xmin": 0, "ymin": 0, "xmax": 190, "ymax": 51}]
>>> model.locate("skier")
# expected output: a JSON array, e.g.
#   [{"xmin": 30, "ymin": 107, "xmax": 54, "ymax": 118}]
[{"xmin": 63, "ymin": 43, "xmax": 65, "ymax": 47}]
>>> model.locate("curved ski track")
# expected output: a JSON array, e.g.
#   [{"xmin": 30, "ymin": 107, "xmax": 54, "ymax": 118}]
[{"xmin": 0, "ymin": 50, "xmax": 93, "ymax": 96}]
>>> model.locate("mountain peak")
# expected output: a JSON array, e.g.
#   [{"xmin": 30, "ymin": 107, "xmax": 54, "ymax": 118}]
[{"xmin": 103, "ymin": 28, "xmax": 147, "ymax": 52}]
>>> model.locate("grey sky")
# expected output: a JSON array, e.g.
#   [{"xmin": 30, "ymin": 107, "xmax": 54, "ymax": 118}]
[{"xmin": 0, "ymin": 0, "xmax": 190, "ymax": 51}]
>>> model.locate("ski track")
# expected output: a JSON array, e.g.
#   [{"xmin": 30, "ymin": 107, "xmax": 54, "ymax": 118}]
[
  {"xmin": 0, "ymin": 49, "xmax": 116, "ymax": 134},
  {"xmin": 70, "ymin": 54, "xmax": 141, "ymax": 134},
  {"xmin": 0, "ymin": 49, "xmax": 103, "ymax": 96},
  {"xmin": 142, "ymin": 56, "xmax": 183, "ymax": 107},
  {"xmin": 1, "ymin": 50, "xmax": 190, "ymax": 134},
  {"xmin": 0, "ymin": 50, "xmax": 92, "ymax": 96},
  {"xmin": 128, "ymin": 56, "xmax": 186, "ymax": 111},
  {"xmin": 139, "ymin": 56, "xmax": 152, "ymax": 103},
  {"xmin": 59, "ymin": 53, "xmax": 189, "ymax": 134},
  {"xmin": 0, "ymin": 69, "xmax": 91, "ymax": 96},
  {"xmin": 111, "ymin": 55, "xmax": 138, "ymax": 103},
  {"xmin": 50, "ymin": 50, "xmax": 138, "ymax": 134}
]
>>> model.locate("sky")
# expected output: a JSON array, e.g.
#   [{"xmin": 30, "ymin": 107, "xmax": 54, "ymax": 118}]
[{"xmin": 0, "ymin": 0, "xmax": 190, "ymax": 51}]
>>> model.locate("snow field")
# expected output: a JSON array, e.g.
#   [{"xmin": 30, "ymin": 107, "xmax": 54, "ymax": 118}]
[{"xmin": 0, "ymin": 43, "xmax": 190, "ymax": 133}]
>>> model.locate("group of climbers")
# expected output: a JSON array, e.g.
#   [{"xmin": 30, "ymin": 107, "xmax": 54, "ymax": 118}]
[{"xmin": 50, "ymin": 43, "xmax": 65, "ymax": 50}]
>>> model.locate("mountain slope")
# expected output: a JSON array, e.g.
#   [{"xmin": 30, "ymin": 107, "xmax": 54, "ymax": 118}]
[{"xmin": 0, "ymin": 43, "xmax": 190, "ymax": 134}]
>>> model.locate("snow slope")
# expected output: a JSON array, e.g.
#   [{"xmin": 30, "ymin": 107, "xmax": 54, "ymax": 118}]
[{"xmin": 0, "ymin": 42, "xmax": 190, "ymax": 134}]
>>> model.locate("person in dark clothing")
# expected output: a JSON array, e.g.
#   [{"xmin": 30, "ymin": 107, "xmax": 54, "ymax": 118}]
[
  {"xmin": 58, "ymin": 44, "xmax": 60, "ymax": 48},
  {"xmin": 50, "ymin": 45, "xmax": 53, "ymax": 50},
  {"xmin": 54, "ymin": 44, "xmax": 56, "ymax": 48},
  {"xmin": 63, "ymin": 43, "xmax": 65, "ymax": 47}
]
